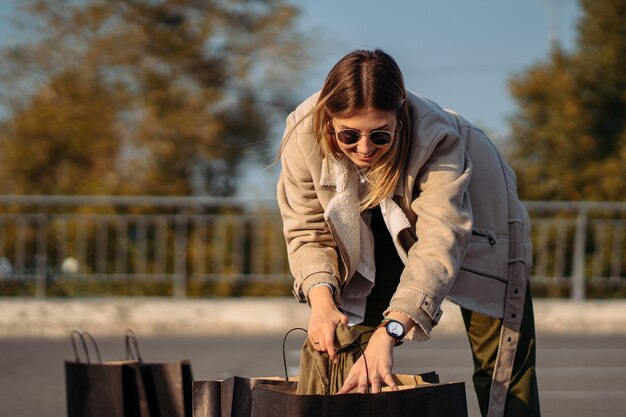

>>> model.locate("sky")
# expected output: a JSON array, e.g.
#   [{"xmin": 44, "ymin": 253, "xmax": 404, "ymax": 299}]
[
  {"xmin": 287, "ymin": 0, "xmax": 582, "ymax": 138},
  {"xmin": 0, "ymin": 0, "xmax": 583, "ymax": 198},
  {"xmin": 246, "ymin": 0, "xmax": 582, "ymax": 198}
]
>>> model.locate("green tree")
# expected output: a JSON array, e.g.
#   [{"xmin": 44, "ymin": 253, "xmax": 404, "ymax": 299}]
[
  {"xmin": 0, "ymin": 0, "xmax": 308, "ymax": 195},
  {"xmin": 508, "ymin": 0, "xmax": 626, "ymax": 200},
  {"xmin": 0, "ymin": 69, "xmax": 124, "ymax": 194}
]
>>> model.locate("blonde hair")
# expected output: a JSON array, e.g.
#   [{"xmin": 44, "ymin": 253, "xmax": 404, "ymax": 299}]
[{"xmin": 279, "ymin": 49, "xmax": 411, "ymax": 210}]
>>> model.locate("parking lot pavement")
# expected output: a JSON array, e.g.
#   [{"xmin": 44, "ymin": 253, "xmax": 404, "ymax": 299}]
[{"xmin": 1, "ymin": 331, "xmax": 625, "ymax": 417}]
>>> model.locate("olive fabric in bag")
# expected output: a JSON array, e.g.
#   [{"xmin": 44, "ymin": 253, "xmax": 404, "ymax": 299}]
[{"xmin": 296, "ymin": 323, "xmax": 362, "ymax": 395}]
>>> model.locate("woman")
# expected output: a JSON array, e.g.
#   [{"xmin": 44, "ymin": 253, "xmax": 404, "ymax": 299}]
[{"xmin": 276, "ymin": 49, "xmax": 540, "ymax": 417}]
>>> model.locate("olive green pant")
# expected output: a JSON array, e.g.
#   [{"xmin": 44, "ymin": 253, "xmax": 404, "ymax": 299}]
[{"xmin": 461, "ymin": 285, "xmax": 541, "ymax": 417}]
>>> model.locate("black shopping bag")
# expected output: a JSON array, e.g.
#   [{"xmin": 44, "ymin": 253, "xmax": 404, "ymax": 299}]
[
  {"xmin": 125, "ymin": 329, "xmax": 194, "ymax": 417},
  {"xmin": 192, "ymin": 373, "xmax": 463, "ymax": 417},
  {"xmin": 192, "ymin": 376, "xmax": 298, "ymax": 417},
  {"xmin": 65, "ymin": 330, "xmax": 150, "ymax": 417},
  {"xmin": 191, "ymin": 325, "xmax": 467, "ymax": 417},
  {"xmin": 251, "ymin": 374, "xmax": 468, "ymax": 417},
  {"xmin": 65, "ymin": 330, "xmax": 193, "ymax": 417}
]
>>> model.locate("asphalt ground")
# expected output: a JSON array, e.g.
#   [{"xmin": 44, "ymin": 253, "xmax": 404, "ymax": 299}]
[
  {"xmin": 1, "ymin": 297, "xmax": 625, "ymax": 416},
  {"xmin": 1, "ymin": 332, "xmax": 625, "ymax": 417}
]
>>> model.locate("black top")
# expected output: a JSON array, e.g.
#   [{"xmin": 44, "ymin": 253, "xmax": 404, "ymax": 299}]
[{"xmin": 361, "ymin": 205, "xmax": 405, "ymax": 327}]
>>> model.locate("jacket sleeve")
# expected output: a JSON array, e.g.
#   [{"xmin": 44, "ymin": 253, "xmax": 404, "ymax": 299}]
[
  {"xmin": 276, "ymin": 111, "xmax": 341, "ymax": 304},
  {"xmin": 386, "ymin": 124, "xmax": 473, "ymax": 341}
]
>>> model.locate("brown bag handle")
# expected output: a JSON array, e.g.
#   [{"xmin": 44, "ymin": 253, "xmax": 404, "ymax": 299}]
[
  {"xmin": 70, "ymin": 330, "xmax": 102, "ymax": 364},
  {"xmin": 124, "ymin": 328, "xmax": 144, "ymax": 363}
]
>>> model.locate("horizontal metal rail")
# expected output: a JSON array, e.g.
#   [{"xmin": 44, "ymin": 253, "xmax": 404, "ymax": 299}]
[{"xmin": 0, "ymin": 196, "xmax": 624, "ymax": 299}]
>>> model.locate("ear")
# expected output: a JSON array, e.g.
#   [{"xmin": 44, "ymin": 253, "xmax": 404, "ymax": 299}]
[{"xmin": 327, "ymin": 119, "xmax": 336, "ymax": 133}]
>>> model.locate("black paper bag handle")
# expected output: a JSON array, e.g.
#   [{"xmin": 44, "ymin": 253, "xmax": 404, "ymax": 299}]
[
  {"xmin": 70, "ymin": 330, "xmax": 102, "ymax": 364},
  {"xmin": 282, "ymin": 327, "xmax": 308, "ymax": 381},
  {"xmin": 124, "ymin": 328, "xmax": 144, "ymax": 363}
]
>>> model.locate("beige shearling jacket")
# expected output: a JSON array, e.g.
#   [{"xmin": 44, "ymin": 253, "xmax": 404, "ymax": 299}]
[{"xmin": 276, "ymin": 91, "xmax": 533, "ymax": 343}]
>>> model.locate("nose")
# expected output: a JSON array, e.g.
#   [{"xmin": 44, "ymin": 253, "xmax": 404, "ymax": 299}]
[{"xmin": 356, "ymin": 134, "xmax": 376, "ymax": 153}]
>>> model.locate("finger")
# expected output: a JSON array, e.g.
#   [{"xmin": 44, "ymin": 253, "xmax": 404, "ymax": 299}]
[
  {"xmin": 340, "ymin": 314, "xmax": 349, "ymax": 326},
  {"xmin": 309, "ymin": 335, "xmax": 323, "ymax": 350},
  {"xmin": 383, "ymin": 372, "xmax": 398, "ymax": 391},
  {"xmin": 356, "ymin": 377, "xmax": 369, "ymax": 394},
  {"xmin": 337, "ymin": 375, "xmax": 357, "ymax": 394},
  {"xmin": 370, "ymin": 376, "xmax": 381, "ymax": 394},
  {"xmin": 327, "ymin": 345, "xmax": 337, "ymax": 361},
  {"xmin": 325, "ymin": 331, "xmax": 337, "ymax": 361}
]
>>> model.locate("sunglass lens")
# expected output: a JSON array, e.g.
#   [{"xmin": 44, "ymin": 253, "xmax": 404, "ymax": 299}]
[
  {"xmin": 337, "ymin": 130, "xmax": 361, "ymax": 144},
  {"xmin": 370, "ymin": 131, "xmax": 392, "ymax": 145}
]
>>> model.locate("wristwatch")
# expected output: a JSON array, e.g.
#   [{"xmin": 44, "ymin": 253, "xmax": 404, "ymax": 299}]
[{"xmin": 377, "ymin": 318, "xmax": 405, "ymax": 346}]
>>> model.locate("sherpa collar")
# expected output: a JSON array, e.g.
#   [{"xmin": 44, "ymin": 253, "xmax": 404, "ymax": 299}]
[
  {"xmin": 320, "ymin": 156, "xmax": 361, "ymax": 279},
  {"xmin": 320, "ymin": 156, "xmax": 411, "ymax": 273},
  {"xmin": 320, "ymin": 156, "xmax": 404, "ymax": 197}
]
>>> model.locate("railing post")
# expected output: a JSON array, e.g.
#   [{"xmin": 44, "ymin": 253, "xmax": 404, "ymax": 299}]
[
  {"xmin": 571, "ymin": 207, "xmax": 588, "ymax": 300},
  {"xmin": 35, "ymin": 213, "xmax": 48, "ymax": 299},
  {"xmin": 173, "ymin": 215, "xmax": 188, "ymax": 298}
]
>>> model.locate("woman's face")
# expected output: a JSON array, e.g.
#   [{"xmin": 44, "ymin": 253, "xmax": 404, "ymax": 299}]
[{"xmin": 331, "ymin": 108, "xmax": 398, "ymax": 168}]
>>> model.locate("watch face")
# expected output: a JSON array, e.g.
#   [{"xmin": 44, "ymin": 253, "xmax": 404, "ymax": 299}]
[{"xmin": 386, "ymin": 320, "xmax": 404, "ymax": 338}]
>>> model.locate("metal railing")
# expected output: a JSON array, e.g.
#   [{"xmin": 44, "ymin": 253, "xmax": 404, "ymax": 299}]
[
  {"xmin": 0, "ymin": 196, "xmax": 625, "ymax": 299},
  {"xmin": 524, "ymin": 201, "xmax": 626, "ymax": 299}
]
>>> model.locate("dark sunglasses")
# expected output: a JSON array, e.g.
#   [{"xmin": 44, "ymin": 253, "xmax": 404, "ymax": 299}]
[{"xmin": 330, "ymin": 121, "xmax": 401, "ymax": 146}]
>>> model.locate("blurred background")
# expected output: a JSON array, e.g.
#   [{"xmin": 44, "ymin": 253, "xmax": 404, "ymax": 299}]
[
  {"xmin": 0, "ymin": 0, "xmax": 625, "ymax": 416},
  {"xmin": 0, "ymin": 0, "xmax": 624, "ymax": 300}
]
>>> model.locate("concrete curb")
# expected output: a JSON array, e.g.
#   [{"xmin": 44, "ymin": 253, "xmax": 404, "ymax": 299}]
[{"xmin": 1, "ymin": 297, "xmax": 625, "ymax": 338}]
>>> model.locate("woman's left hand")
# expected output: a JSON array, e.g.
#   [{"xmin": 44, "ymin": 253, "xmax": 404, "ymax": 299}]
[{"xmin": 336, "ymin": 328, "xmax": 399, "ymax": 394}]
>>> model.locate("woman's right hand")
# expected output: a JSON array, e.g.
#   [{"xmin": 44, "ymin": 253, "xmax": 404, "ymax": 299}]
[{"xmin": 307, "ymin": 285, "xmax": 349, "ymax": 362}]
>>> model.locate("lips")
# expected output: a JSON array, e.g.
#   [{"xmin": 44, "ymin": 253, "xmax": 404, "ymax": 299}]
[
  {"xmin": 354, "ymin": 148, "xmax": 379, "ymax": 163},
  {"xmin": 356, "ymin": 149, "xmax": 376, "ymax": 158}
]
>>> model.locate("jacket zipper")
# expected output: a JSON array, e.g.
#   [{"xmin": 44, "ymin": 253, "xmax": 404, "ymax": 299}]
[{"xmin": 472, "ymin": 230, "xmax": 496, "ymax": 246}]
